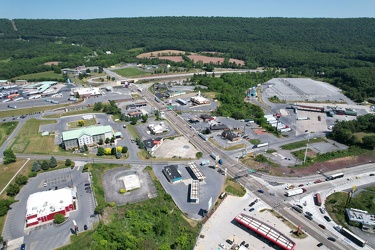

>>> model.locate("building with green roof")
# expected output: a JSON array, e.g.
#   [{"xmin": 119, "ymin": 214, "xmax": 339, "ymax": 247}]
[{"xmin": 62, "ymin": 125, "xmax": 114, "ymax": 150}]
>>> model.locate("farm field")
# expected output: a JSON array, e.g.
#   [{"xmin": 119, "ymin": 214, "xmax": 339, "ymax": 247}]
[
  {"xmin": 12, "ymin": 71, "xmax": 62, "ymax": 80},
  {"xmin": 0, "ymin": 121, "xmax": 18, "ymax": 147},
  {"xmin": 136, "ymin": 49, "xmax": 186, "ymax": 58},
  {"xmin": 10, "ymin": 118, "xmax": 59, "ymax": 154}
]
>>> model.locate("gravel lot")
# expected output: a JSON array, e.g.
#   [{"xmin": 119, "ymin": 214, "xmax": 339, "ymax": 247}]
[
  {"xmin": 153, "ymin": 136, "xmax": 198, "ymax": 159},
  {"xmin": 102, "ymin": 166, "xmax": 157, "ymax": 205}
]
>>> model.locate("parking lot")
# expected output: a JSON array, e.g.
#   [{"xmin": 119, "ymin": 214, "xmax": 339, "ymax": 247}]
[
  {"xmin": 2, "ymin": 165, "xmax": 97, "ymax": 250},
  {"xmin": 152, "ymin": 162, "xmax": 225, "ymax": 220}
]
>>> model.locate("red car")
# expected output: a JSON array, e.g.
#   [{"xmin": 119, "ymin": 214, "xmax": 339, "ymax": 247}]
[
  {"xmin": 298, "ymin": 184, "xmax": 304, "ymax": 187},
  {"xmin": 314, "ymin": 180, "xmax": 322, "ymax": 184}
]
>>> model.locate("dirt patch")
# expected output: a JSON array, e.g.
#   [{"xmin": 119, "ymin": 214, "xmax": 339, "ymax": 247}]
[
  {"xmin": 153, "ymin": 136, "xmax": 198, "ymax": 159},
  {"xmin": 158, "ymin": 56, "xmax": 184, "ymax": 62},
  {"xmin": 43, "ymin": 61, "xmax": 60, "ymax": 65},
  {"xmin": 188, "ymin": 55, "xmax": 224, "ymax": 64},
  {"xmin": 254, "ymin": 129, "xmax": 268, "ymax": 135},
  {"xmin": 136, "ymin": 50, "xmax": 186, "ymax": 58}
]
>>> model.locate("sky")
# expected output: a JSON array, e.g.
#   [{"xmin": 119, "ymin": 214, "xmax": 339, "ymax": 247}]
[{"xmin": 1, "ymin": 0, "xmax": 374, "ymax": 19}]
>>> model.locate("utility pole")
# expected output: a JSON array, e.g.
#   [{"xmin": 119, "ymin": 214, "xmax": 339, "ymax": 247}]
[{"xmin": 303, "ymin": 134, "xmax": 310, "ymax": 164}]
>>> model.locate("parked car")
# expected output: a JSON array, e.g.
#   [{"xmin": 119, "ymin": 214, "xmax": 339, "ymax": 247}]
[
  {"xmin": 245, "ymin": 244, "xmax": 249, "ymax": 248},
  {"xmin": 84, "ymin": 225, "xmax": 88, "ymax": 230},
  {"xmin": 305, "ymin": 215, "xmax": 313, "ymax": 220},
  {"xmin": 289, "ymin": 185, "xmax": 295, "ymax": 189},
  {"xmin": 254, "ymin": 199, "xmax": 259, "ymax": 203},
  {"xmin": 370, "ymin": 173, "xmax": 375, "ymax": 176},
  {"xmin": 327, "ymin": 236, "xmax": 336, "ymax": 242},
  {"xmin": 249, "ymin": 202, "xmax": 255, "ymax": 207},
  {"xmin": 298, "ymin": 184, "xmax": 304, "ymax": 187},
  {"xmin": 305, "ymin": 211, "xmax": 313, "ymax": 217},
  {"xmin": 84, "ymin": 183, "xmax": 90, "ymax": 186},
  {"xmin": 226, "ymin": 239, "xmax": 233, "ymax": 245},
  {"xmin": 296, "ymin": 204, "xmax": 303, "ymax": 209},
  {"xmin": 319, "ymin": 208, "xmax": 325, "ymax": 214},
  {"xmin": 241, "ymin": 241, "xmax": 245, "ymax": 246},
  {"xmin": 314, "ymin": 180, "xmax": 322, "ymax": 184},
  {"xmin": 324, "ymin": 215, "xmax": 331, "ymax": 222},
  {"xmin": 317, "ymin": 243, "xmax": 324, "ymax": 247},
  {"xmin": 20, "ymin": 244, "xmax": 25, "ymax": 250},
  {"xmin": 257, "ymin": 189, "xmax": 264, "ymax": 193},
  {"xmin": 318, "ymin": 224, "xmax": 326, "ymax": 229},
  {"xmin": 249, "ymin": 208, "xmax": 255, "ymax": 212},
  {"xmin": 43, "ymin": 181, "xmax": 47, "ymax": 187}
]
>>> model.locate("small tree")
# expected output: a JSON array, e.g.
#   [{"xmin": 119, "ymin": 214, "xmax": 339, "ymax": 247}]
[
  {"xmin": 110, "ymin": 136, "xmax": 115, "ymax": 143},
  {"xmin": 138, "ymin": 141, "xmax": 145, "ymax": 149},
  {"xmin": 15, "ymin": 175, "xmax": 28, "ymax": 186},
  {"xmin": 3, "ymin": 148, "xmax": 16, "ymax": 164},
  {"xmin": 97, "ymin": 147, "xmax": 105, "ymax": 156},
  {"xmin": 120, "ymin": 113, "xmax": 126, "ymax": 121},
  {"xmin": 196, "ymin": 152, "xmax": 203, "ymax": 159},
  {"xmin": 6, "ymin": 183, "xmax": 20, "ymax": 197},
  {"xmin": 116, "ymin": 152, "xmax": 122, "ymax": 159},
  {"xmin": 53, "ymin": 213, "xmax": 65, "ymax": 224},
  {"xmin": 111, "ymin": 147, "xmax": 116, "ymax": 155},
  {"xmin": 105, "ymin": 138, "xmax": 110, "ymax": 144},
  {"xmin": 83, "ymin": 144, "xmax": 88, "ymax": 152},
  {"xmin": 104, "ymin": 148, "xmax": 112, "ymax": 155},
  {"xmin": 98, "ymin": 138, "xmax": 104, "ymax": 145},
  {"xmin": 31, "ymin": 161, "xmax": 41, "ymax": 172},
  {"xmin": 130, "ymin": 117, "xmax": 138, "ymax": 125},
  {"xmin": 41, "ymin": 160, "xmax": 49, "ymax": 171},
  {"xmin": 50, "ymin": 156, "xmax": 57, "ymax": 168},
  {"xmin": 93, "ymin": 102, "xmax": 103, "ymax": 111},
  {"xmin": 75, "ymin": 92, "xmax": 80, "ymax": 99},
  {"xmin": 65, "ymin": 159, "xmax": 72, "ymax": 166},
  {"xmin": 121, "ymin": 146, "xmax": 128, "ymax": 153},
  {"xmin": 78, "ymin": 120, "xmax": 85, "ymax": 127},
  {"xmin": 141, "ymin": 114, "xmax": 148, "ymax": 123}
]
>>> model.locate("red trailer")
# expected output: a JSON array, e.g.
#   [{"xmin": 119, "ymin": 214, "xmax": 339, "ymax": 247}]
[{"xmin": 315, "ymin": 193, "xmax": 322, "ymax": 206}]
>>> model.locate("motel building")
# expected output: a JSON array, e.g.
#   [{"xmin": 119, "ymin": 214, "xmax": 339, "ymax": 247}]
[{"xmin": 25, "ymin": 188, "xmax": 76, "ymax": 227}]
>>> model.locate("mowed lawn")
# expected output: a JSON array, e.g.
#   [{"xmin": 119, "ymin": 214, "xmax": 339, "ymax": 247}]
[
  {"xmin": 10, "ymin": 119, "xmax": 58, "ymax": 154},
  {"xmin": 0, "ymin": 103, "xmax": 68, "ymax": 118},
  {"xmin": 113, "ymin": 67, "xmax": 152, "ymax": 77},
  {"xmin": 13, "ymin": 71, "xmax": 62, "ymax": 80},
  {"xmin": 0, "ymin": 121, "xmax": 18, "ymax": 147},
  {"xmin": 68, "ymin": 118, "xmax": 96, "ymax": 129},
  {"xmin": 0, "ymin": 159, "xmax": 30, "ymax": 196}
]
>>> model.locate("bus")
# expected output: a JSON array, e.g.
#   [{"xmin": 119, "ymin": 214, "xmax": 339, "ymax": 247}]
[
  {"xmin": 198, "ymin": 133, "xmax": 207, "ymax": 141},
  {"xmin": 315, "ymin": 193, "xmax": 322, "ymax": 206},
  {"xmin": 326, "ymin": 173, "xmax": 344, "ymax": 181},
  {"xmin": 340, "ymin": 227, "xmax": 367, "ymax": 247}
]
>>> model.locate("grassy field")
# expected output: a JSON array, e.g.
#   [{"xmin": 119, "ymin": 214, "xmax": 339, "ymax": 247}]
[
  {"xmin": 0, "ymin": 103, "xmax": 69, "ymax": 118},
  {"xmin": 0, "ymin": 159, "xmax": 30, "ymax": 197},
  {"xmin": 354, "ymin": 132, "xmax": 375, "ymax": 142},
  {"xmin": 281, "ymin": 137, "xmax": 327, "ymax": 150},
  {"xmin": 114, "ymin": 67, "xmax": 152, "ymax": 77},
  {"xmin": 43, "ymin": 107, "xmax": 96, "ymax": 118},
  {"xmin": 224, "ymin": 178, "xmax": 246, "ymax": 197},
  {"xmin": 0, "ymin": 121, "xmax": 18, "ymax": 147},
  {"xmin": 208, "ymin": 138, "xmax": 246, "ymax": 151},
  {"xmin": 249, "ymin": 139, "xmax": 261, "ymax": 145},
  {"xmin": 326, "ymin": 188, "xmax": 375, "ymax": 229},
  {"xmin": 12, "ymin": 71, "xmax": 62, "ymax": 80},
  {"xmin": 10, "ymin": 119, "xmax": 59, "ymax": 154},
  {"xmin": 68, "ymin": 119, "xmax": 96, "ymax": 129}
]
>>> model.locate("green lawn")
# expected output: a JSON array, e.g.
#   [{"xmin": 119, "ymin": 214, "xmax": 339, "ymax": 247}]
[
  {"xmin": 43, "ymin": 107, "xmax": 96, "ymax": 118},
  {"xmin": 0, "ymin": 103, "xmax": 69, "ymax": 118},
  {"xmin": 0, "ymin": 121, "xmax": 18, "ymax": 147},
  {"xmin": 353, "ymin": 132, "xmax": 375, "ymax": 142},
  {"xmin": 326, "ymin": 187, "xmax": 375, "ymax": 229},
  {"xmin": 281, "ymin": 137, "xmax": 327, "ymax": 150},
  {"xmin": 10, "ymin": 118, "xmax": 58, "ymax": 154},
  {"xmin": 59, "ymin": 163, "xmax": 201, "ymax": 250},
  {"xmin": 114, "ymin": 67, "xmax": 152, "ymax": 77},
  {"xmin": 224, "ymin": 179, "xmax": 246, "ymax": 197},
  {"xmin": 12, "ymin": 71, "xmax": 62, "ymax": 80},
  {"xmin": 68, "ymin": 119, "xmax": 97, "ymax": 129}
]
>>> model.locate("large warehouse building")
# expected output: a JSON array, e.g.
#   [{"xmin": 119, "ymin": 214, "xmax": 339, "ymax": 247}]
[
  {"xmin": 62, "ymin": 125, "xmax": 114, "ymax": 150},
  {"xmin": 25, "ymin": 188, "xmax": 76, "ymax": 227}
]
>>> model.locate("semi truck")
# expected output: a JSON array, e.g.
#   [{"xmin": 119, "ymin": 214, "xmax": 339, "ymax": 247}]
[
  {"xmin": 253, "ymin": 143, "xmax": 269, "ymax": 148},
  {"xmin": 285, "ymin": 188, "xmax": 306, "ymax": 197},
  {"xmin": 296, "ymin": 117, "xmax": 310, "ymax": 120},
  {"xmin": 198, "ymin": 133, "xmax": 207, "ymax": 141},
  {"xmin": 210, "ymin": 153, "xmax": 217, "ymax": 160},
  {"xmin": 315, "ymin": 193, "xmax": 322, "ymax": 206}
]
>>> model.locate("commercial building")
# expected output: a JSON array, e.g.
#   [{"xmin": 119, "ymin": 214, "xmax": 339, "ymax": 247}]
[
  {"xmin": 143, "ymin": 137, "xmax": 164, "ymax": 155},
  {"xmin": 70, "ymin": 87, "xmax": 101, "ymax": 98},
  {"xmin": 346, "ymin": 208, "xmax": 375, "ymax": 233},
  {"xmin": 62, "ymin": 125, "xmax": 114, "ymax": 150},
  {"xmin": 25, "ymin": 188, "xmax": 76, "ymax": 227},
  {"xmin": 191, "ymin": 91, "xmax": 210, "ymax": 105},
  {"xmin": 162, "ymin": 165, "xmax": 183, "ymax": 183},
  {"xmin": 148, "ymin": 122, "xmax": 168, "ymax": 134},
  {"xmin": 222, "ymin": 130, "xmax": 241, "ymax": 141}
]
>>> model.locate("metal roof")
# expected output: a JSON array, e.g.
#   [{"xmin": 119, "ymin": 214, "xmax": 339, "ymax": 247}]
[{"xmin": 62, "ymin": 125, "xmax": 113, "ymax": 141}]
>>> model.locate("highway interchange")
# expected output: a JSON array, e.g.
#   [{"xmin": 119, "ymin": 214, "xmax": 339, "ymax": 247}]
[{"xmin": 1, "ymin": 69, "xmax": 374, "ymax": 250}]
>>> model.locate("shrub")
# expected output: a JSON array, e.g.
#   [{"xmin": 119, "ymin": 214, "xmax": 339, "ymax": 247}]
[
  {"xmin": 108, "ymin": 202, "xmax": 116, "ymax": 207},
  {"xmin": 65, "ymin": 159, "xmax": 72, "ymax": 166},
  {"xmin": 53, "ymin": 213, "xmax": 65, "ymax": 224},
  {"xmin": 119, "ymin": 189, "xmax": 126, "ymax": 194}
]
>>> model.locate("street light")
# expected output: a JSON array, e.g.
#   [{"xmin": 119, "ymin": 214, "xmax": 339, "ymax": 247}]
[{"xmin": 303, "ymin": 134, "xmax": 310, "ymax": 164}]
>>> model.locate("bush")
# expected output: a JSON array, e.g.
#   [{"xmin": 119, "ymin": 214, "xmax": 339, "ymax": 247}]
[
  {"xmin": 196, "ymin": 152, "xmax": 203, "ymax": 159},
  {"xmin": 50, "ymin": 156, "xmax": 57, "ymax": 168},
  {"xmin": 65, "ymin": 159, "xmax": 72, "ymax": 166},
  {"xmin": 31, "ymin": 161, "xmax": 41, "ymax": 172},
  {"xmin": 119, "ymin": 189, "xmax": 126, "ymax": 194},
  {"xmin": 53, "ymin": 213, "xmax": 65, "ymax": 224},
  {"xmin": 108, "ymin": 202, "xmax": 116, "ymax": 207},
  {"xmin": 41, "ymin": 160, "xmax": 49, "ymax": 171},
  {"xmin": 3, "ymin": 148, "xmax": 16, "ymax": 164},
  {"xmin": 0, "ymin": 199, "xmax": 13, "ymax": 217},
  {"xmin": 122, "ymin": 146, "xmax": 128, "ymax": 153},
  {"xmin": 104, "ymin": 148, "xmax": 112, "ymax": 155},
  {"xmin": 6, "ymin": 183, "xmax": 20, "ymax": 197},
  {"xmin": 97, "ymin": 147, "xmax": 105, "ymax": 156},
  {"xmin": 15, "ymin": 175, "xmax": 28, "ymax": 186},
  {"xmin": 28, "ymin": 172, "xmax": 37, "ymax": 178}
]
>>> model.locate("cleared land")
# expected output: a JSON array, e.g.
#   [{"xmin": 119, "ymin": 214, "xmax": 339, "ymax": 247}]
[
  {"xmin": 0, "ymin": 159, "xmax": 30, "ymax": 197},
  {"xmin": 0, "ymin": 121, "xmax": 18, "ymax": 147},
  {"xmin": 0, "ymin": 103, "xmax": 69, "ymax": 118},
  {"xmin": 113, "ymin": 68, "xmax": 152, "ymax": 77},
  {"xmin": 281, "ymin": 137, "xmax": 327, "ymax": 150},
  {"xmin": 13, "ymin": 71, "xmax": 62, "ymax": 80},
  {"xmin": 10, "ymin": 118, "xmax": 58, "ymax": 154},
  {"xmin": 136, "ymin": 50, "xmax": 186, "ymax": 58},
  {"xmin": 153, "ymin": 136, "xmax": 198, "ymax": 159},
  {"xmin": 158, "ymin": 56, "xmax": 184, "ymax": 62}
]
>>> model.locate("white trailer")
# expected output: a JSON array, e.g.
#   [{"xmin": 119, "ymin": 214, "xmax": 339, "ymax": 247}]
[
  {"xmin": 296, "ymin": 117, "xmax": 310, "ymax": 120},
  {"xmin": 279, "ymin": 127, "xmax": 292, "ymax": 133},
  {"xmin": 254, "ymin": 143, "xmax": 269, "ymax": 148},
  {"xmin": 82, "ymin": 114, "xmax": 96, "ymax": 120},
  {"xmin": 285, "ymin": 188, "xmax": 306, "ymax": 197}
]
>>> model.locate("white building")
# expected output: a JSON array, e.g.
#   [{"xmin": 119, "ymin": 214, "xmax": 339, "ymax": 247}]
[
  {"xmin": 148, "ymin": 122, "xmax": 168, "ymax": 134},
  {"xmin": 70, "ymin": 87, "xmax": 100, "ymax": 97},
  {"xmin": 25, "ymin": 188, "xmax": 76, "ymax": 227}
]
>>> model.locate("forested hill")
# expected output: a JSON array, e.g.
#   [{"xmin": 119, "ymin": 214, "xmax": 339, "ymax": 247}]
[{"xmin": 1, "ymin": 17, "xmax": 375, "ymax": 101}]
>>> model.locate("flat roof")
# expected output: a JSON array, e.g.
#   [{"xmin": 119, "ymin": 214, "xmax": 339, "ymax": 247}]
[
  {"xmin": 118, "ymin": 174, "xmax": 141, "ymax": 191},
  {"xmin": 162, "ymin": 165, "xmax": 182, "ymax": 182},
  {"xmin": 235, "ymin": 213, "xmax": 296, "ymax": 250},
  {"xmin": 188, "ymin": 162, "xmax": 206, "ymax": 181},
  {"xmin": 190, "ymin": 180, "xmax": 199, "ymax": 202}
]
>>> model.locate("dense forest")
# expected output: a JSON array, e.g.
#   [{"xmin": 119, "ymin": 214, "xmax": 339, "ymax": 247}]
[{"xmin": 1, "ymin": 17, "xmax": 375, "ymax": 101}]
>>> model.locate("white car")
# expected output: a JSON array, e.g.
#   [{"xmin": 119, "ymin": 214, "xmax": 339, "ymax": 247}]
[{"xmin": 43, "ymin": 181, "xmax": 47, "ymax": 187}]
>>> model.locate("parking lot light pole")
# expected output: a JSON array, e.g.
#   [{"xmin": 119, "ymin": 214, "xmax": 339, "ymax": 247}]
[{"xmin": 303, "ymin": 134, "xmax": 310, "ymax": 164}]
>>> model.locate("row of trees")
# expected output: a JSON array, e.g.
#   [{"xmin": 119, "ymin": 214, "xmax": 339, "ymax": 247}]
[
  {"xmin": 3, "ymin": 148, "xmax": 16, "ymax": 164},
  {"xmin": 97, "ymin": 146, "xmax": 128, "ymax": 158},
  {"xmin": 31, "ymin": 156, "xmax": 57, "ymax": 172}
]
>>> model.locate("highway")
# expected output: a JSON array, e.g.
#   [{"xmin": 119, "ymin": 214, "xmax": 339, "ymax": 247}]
[{"xmin": 135, "ymin": 84, "xmax": 358, "ymax": 250}]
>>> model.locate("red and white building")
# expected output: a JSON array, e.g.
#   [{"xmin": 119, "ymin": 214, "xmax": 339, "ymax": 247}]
[{"xmin": 25, "ymin": 188, "xmax": 76, "ymax": 227}]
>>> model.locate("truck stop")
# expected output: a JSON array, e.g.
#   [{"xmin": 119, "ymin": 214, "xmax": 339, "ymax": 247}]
[{"xmin": 234, "ymin": 213, "xmax": 296, "ymax": 250}]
